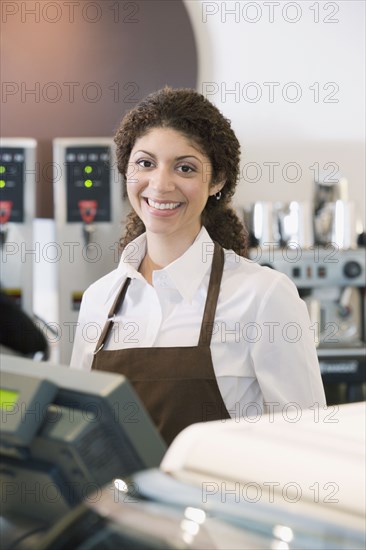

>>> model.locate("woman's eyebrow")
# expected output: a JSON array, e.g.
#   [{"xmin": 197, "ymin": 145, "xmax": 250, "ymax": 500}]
[
  {"xmin": 132, "ymin": 149, "xmax": 156, "ymax": 158},
  {"xmin": 176, "ymin": 155, "xmax": 201, "ymax": 161},
  {"xmin": 132, "ymin": 150, "xmax": 201, "ymax": 162}
]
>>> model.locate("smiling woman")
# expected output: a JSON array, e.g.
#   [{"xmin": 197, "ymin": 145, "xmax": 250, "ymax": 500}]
[
  {"xmin": 114, "ymin": 87, "xmax": 248, "ymax": 258},
  {"xmin": 70, "ymin": 87, "xmax": 326, "ymax": 446},
  {"xmin": 126, "ymin": 127, "xmax": 225, "ymax": 277}
]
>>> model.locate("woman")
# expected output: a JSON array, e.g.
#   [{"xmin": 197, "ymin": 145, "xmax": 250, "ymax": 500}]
[{"xmin": 70, "ymin": 87, "xmax": 326, "ymax": 445}]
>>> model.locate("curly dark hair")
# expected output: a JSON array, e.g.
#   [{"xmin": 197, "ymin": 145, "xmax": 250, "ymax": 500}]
[{"xmin": 114, "ymin": 86, "xmax": 248, "ymax": 256}]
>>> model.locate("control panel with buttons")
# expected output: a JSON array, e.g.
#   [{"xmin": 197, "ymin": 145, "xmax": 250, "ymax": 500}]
[
  {"xmin": 0, "ymin": 147, "xmax": 25, "ymax": 223},
  {"xmin": 0, "ymin": 138, "xmax": 36, "ymax": 316},
  {"xmin": 249, "ymin": 247, "xmax": 365, "ymax": 288},
  {"xmin": 65, "ymin": 146, "xmax": 111, "ymax": 223}
]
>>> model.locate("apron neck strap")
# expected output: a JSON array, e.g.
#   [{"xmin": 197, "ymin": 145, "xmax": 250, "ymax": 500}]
[
  {"xmin": 198, "ymin": 242, "xmax": 225, "ymax": 346},
  {"xmin": 93, "ymin": 277, "xmax": 132, "ymax": 355}
]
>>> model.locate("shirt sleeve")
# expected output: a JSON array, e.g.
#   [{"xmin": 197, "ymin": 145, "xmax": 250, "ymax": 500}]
[{"xmin": 250, "ymin": 272, "xmax": 326, "ymax": 412}]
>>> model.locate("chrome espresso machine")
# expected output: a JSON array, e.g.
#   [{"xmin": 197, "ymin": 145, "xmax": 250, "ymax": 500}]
[{"xmin": 246, "ymin": 180, "xmax": 366, "ymax": 404}]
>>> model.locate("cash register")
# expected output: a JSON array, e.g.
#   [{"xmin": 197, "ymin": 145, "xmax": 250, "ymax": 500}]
[{"xmin": 0, "ymin": 356, "xmax": 167, "ymax": 549}]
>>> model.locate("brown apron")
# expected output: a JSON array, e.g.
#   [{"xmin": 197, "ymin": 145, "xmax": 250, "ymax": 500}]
[{"xmin": 92, "ymin": 242, "xmax": 231, "ymax": 445}]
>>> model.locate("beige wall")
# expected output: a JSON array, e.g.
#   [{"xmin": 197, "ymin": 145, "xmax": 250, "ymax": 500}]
[{"xmin": 185, "ymin": 0, "xmax": 365, "ymax": 228}]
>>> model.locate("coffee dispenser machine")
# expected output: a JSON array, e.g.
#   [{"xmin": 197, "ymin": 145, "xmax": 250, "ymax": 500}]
[
  {"xmin": 34, "ymin": 138, "xmax": 126, "ymax": 364},
  {"xmin": 0, "ymin": 138, "xmax": 37, "ymax": 316}
]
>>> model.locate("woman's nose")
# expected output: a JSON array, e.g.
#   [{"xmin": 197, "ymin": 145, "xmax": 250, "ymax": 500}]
[{"xmin": 148, "ymin": 166, "xmax": 175, "ymax": 193}]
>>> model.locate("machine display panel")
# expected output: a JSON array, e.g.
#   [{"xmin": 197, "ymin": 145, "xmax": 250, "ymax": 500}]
[
  {"xmin": 65, "ymin": 146, "xmax": 112, "ymax": 222},
  {"xmin": 0, "ymin": 147, "xmax": 25, "ymax": 223}
]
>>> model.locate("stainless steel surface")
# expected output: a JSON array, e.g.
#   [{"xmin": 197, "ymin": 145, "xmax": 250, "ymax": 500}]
[
  {"xmin": 244, "ymin": 202, "xmax": 279, "ymax": 246},
  {"xmin": 313, "ymin": 178, "xmax": 357, "ymax": 249},
  {"xmin": 244, "ymin": 201, "xmax": 314, "ymax": 248},
  {"xmin": 276, "ymin": 201, "xmax": 314, "ymax": 248}
]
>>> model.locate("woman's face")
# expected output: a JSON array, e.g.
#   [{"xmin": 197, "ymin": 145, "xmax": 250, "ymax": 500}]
[{"xmin": 126, "ymin": 127, "xmax": 223, "ymax": 243}]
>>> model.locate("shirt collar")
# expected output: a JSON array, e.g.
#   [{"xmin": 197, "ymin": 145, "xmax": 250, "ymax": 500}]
[
  {"xmin": 117, "ymin": 227, "xmax": 216, "ymax": 303},
  {"xmin": 162, "ymin": 227, "xmax": 215, "ymax": 303},
  {"xmin": 102, "ymin": 233, "xmax": 146, "ymax": 305},
  {"xmin": 119, "ymin": 232, "xmax": 147, "ymax": 280}
]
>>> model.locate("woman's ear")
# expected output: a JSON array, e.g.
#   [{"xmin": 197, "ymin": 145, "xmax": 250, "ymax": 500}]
[{"xmin": 209, "ymin": 178, "xmax": 225, "ymax": 197}]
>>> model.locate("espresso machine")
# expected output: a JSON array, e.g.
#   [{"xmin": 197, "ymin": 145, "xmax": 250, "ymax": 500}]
[{"xmin": 246, "ymin": 180, "xmax": 366, "ymax": 404}]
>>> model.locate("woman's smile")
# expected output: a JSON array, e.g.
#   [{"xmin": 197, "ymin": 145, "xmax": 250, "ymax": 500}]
[{"xmin": 143, "ymin": 197, "xmax": 183, "ymax": 212}]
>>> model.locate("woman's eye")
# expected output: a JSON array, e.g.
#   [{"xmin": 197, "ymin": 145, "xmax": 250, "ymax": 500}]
[
  {"xmin": 137, "ymin": 159, "xmax": 153, "ymax": 168},
  {"xmin": 177, "ymin": 165, "xmax": 195, "ymax": 174}
]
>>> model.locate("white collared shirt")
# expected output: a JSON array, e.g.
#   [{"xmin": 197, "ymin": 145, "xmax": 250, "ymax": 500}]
[{"xmin": 70, "ymin": 227, "xmax": 326, "ymax": 417}]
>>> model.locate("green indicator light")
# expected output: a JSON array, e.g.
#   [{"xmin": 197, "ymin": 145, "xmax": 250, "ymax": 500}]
[
  {"xmin": 0, "ymin": 389, "xmax": 19, "ymax": 409},
  {"xmin": 0, "ymin": 180, "xmax": 5, "ymax": 188},
  {"xmin": 84, "ymin": 179, "xmax": 93, "ymax": 188},
  {"xmin": 84, "ymin": 165, "xmax": 93, "ymax": 174},
  {"xmin": 0, "ymin": 166, "xmax": 5, "ymax": 174}
]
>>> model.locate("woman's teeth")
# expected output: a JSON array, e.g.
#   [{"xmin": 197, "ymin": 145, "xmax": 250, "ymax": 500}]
[{"xmin": 147, "ymin": 198, "xmax": 181, "ymax": 210}]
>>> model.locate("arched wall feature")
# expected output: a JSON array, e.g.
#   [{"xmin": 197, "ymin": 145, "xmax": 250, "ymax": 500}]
[{"xmin": 1, "ymin": 0, "xmax": 198, "ymax": 216}]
